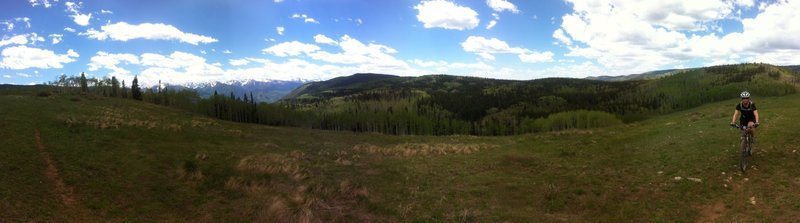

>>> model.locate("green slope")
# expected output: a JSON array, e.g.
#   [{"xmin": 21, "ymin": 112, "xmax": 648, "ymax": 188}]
[
  {"xmin": 275, "ymin": 64, "xmax": 798, "ymax": 136},
  {"xmin": 2, "ymin": 86, "xmax": 800, "ymax": 222}
]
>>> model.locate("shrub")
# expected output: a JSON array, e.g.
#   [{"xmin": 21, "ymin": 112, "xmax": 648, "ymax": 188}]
[{"xmin": 37, "ymin": 91, "xmax": 52, "ymax": 97}]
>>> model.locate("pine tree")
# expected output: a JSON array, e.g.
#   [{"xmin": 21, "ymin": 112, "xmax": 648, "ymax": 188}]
[
  {"xmin": 121, "ymin": 80, "xmax": 128, "ymax": 98},
  {"xmin": 79, "ymin": 72, "xmax": 88, "ymax": 92},
  {"xmin": 111, "ymin": 76, "xmax": 120, "ymax": 97},
  {"xmin": 131, "ymin": 76, "xmax": 143, "ymax": 101}
]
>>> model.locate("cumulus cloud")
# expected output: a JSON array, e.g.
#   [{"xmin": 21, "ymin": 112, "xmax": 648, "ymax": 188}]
[
  {"xmin": 80, "ymin": 22, "xmax": 218, "ymax": 45},
  {"xmin": 307, "ymin": 35, "xmax": 405, "ymax": 69},
  {"xmin": 461, "ymin": 36, "xmax": 553, "ymax": 63},
  {"xmin": 487, "ymin": 0, "xmax": 519, "ymax": 13},
  {"xmin": 49, "ymin": 34, "xmax": 63, "ymax": 44},
  {"xmin": 415, "ymin": 0, "xmax": 479, "ymax": 30},
  {"xmin": 552, "ymin": 28, "xmax": 571, "ymax": 45},
  {"xmin": 100, "ymin": 9, "xmax": 113, "ymax": 14},
  {"xmin": 0, "ymin": 35, "xmax": 29, "ymax": 47},
  {"xmin": 229, "ymin": 58, "xmax": 250, "ymax": 66},
  {"xmin": 555, "ymin": 0, "xmax": 800, "ymax": 75},
  {"xmin": 29, "ymin": 0, "xmax": 57, "ymax": 8},
  {"xmin": 87, "ymin": 51, "xmax": 139, "ymax": 76},
  {"xmin": 313, "ymin": 34, "xmax": 337, "ymax": 45},
  {"xmin": 262, "ymin": 41, "xmax": 321, "ymax": 57},
  {"xmin": 486, "ymin": 13, "xmax": 500, "ymax": 29},
  {"xmin": 276, "ymin": 26, "xmax": 285, "ymax": 35},
  {"xmin": 136, "ymin": 51, "xmax": 225, "ymax": 85},
  {"xmin": 0, "ymin": 46, "xmax": 78, "ymax": 69},
  {"xmin": 519, "ymin": 51, "xmax": 555, "ymax": 63},
  {"xmin": 410, "ymin": 59, "xmax": 494, "ymax": 74},
  {"xmin": 64, "ymin": 27, "xmax": 76, "ymax": 32},
  {"xmin": 65, "ymin": 2, "xmax": 92, "ymax": 26},
  {"xmin": 291, "ymin": 14, "xmax": 319, "ymax": 24},
  {"xmin": 1, "ymin": 17, "xmax": 31, "ymax": 32}
]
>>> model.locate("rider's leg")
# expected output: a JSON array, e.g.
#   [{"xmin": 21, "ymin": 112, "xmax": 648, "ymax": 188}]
[{"xmin": 748, "ymin": 121, "xmax": 756, "ymax": 143}]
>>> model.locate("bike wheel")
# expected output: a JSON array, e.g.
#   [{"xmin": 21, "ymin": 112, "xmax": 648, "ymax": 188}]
[{"xmin": 740, "ymin": 140, "xmax": 749, "ymax": 172}]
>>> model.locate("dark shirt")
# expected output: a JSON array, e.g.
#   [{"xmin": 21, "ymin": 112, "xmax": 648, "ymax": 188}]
[{"xmin": 736, "ymin": 102, "xmax": 757, "ymax": 121}]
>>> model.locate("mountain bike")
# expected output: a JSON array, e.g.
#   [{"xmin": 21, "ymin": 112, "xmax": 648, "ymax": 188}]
[{"xmin": 732, "ymin": 124, "xmax": 756, "ymax": 172}]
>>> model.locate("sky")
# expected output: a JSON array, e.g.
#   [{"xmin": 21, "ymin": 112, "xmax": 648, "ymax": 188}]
[{"xmin": 1, "ymin": 0, "xmax": 799, "ymax": 86}]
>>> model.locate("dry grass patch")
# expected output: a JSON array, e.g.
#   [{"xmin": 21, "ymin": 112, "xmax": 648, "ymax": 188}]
[
  {"xmin": 226, "ymin": 150, "xmax": 380, "ymax": 222},
  {"xmin": 60, "ymin": 106, "xmax": 186, "ymax": 131},
  {"xmin": 352, "ymin": 143, "xmax": 493, "ymax": 157}
]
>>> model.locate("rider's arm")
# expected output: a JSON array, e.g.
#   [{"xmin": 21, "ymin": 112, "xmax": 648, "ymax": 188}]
[
  {"xmin": 731, "ymin": 110, "xmax": 739, "ymax": 124},
  {"xmin": 754, "ymin": 110, "xmax": 759, "ymax": 123}
]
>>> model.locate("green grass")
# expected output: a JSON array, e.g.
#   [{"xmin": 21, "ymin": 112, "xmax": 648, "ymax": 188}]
[{"xmin": 2, "ymin": 86, "xmax": 800, "ymax": 222}]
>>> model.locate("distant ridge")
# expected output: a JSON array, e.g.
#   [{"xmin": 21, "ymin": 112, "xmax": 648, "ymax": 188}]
[{"xmin": 586, "ymin": 68, "xmax": 691, "ymax": 81}]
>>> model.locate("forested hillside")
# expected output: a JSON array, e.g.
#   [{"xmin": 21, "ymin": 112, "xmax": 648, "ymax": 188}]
[
  {"xmin": 279, "ymin": 63, "xmax": 798, "ymax": 135},
  {"xmin": 45, "ymin": 64, "xmax": 799, "ymax": 136}
]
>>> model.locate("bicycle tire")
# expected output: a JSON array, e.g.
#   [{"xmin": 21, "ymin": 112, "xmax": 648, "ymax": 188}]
[{"xmin": 740, "ymin": 140, "xmax": 749, "ymax": 172}]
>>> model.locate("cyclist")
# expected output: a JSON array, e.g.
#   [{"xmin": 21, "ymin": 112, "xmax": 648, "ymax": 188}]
[{"xmin": 730, "ymin": 91, "xmax": 760, "ymax": 141}]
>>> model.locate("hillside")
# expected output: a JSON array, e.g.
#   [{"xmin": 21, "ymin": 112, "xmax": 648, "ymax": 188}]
[
  {"xmin": 2, "ymin": 85, "xmax": 800, "ymax": 222},
  {"xmin": 586, "ymin": 68, "xmax": 689, "ymax": 81},
  {"xmin": 276, "ymin": 64, "xmax": 798, "ymax": 135}
]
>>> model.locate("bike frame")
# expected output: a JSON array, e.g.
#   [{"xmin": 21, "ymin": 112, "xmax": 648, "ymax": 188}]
[{"xmin": 733, "ymin": 124, "xmax": 755, "ymax": 172}]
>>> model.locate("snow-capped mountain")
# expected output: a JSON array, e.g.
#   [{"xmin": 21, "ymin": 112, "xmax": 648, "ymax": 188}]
[{"xmin": 167, "ymin": 79, "xmax": 307, "ymax": 103}]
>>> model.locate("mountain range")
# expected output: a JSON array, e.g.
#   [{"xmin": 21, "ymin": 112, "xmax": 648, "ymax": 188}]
[{"xmin": 166, "ymin": 80, "xmax": 306, "ymax": 103}]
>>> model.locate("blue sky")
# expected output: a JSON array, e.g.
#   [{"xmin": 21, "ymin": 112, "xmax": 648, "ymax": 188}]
[{"xmin": 1, "ymin": 0, "xmax": 799, "ymax": 86}]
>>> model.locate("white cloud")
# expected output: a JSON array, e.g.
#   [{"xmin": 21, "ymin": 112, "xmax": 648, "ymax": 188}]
[
  {"xmin": 410, "ymin": 59, "xmax": 494, "ymax": 74},
  {"xmin": 87, "ymin": 51, "xmax": 140, "ymax": 76},
  {"xmin": 291, "ymin": 14, "xmax": 319, "ymax": 24},
  {"xmin": 487, "ymin": 13, "xmax": 500, "ymax": 29},
  {"xmin": 0, "ymin": 46, "xmax": 78, "ymax": 69},
  {"xmin": 262, "ymin": 41, "xmax": 320, "ymax": 57},
  {"xmin": 0, "ymin": 35, "xmax": 29, "ymax": 47},
  {"xmin": 0, "ymin": 21, "xmax": 11, "ymax": 32},
  {"xmin": 556, "ymin": 0, "xmax": 800, "ymax": 75},
  {"xmin": 276, "ymin": 26, "xmax": 285, "ymax": 35},
  {"xmin": 461, "ymin": 36, "xmax": 552, "ymax": 63},
  {"xmin": 229, "ymin": 59, "xmax": 250, "ymax": 66},
  {"xmin": 222, "ymin": 49, "xmax": 232, "ymax": 54},
  {"xmin": 28, "ymin": 33, "xmax": 46, "ymax": 45},
  {"xmin": 49, "ymin": 34, "xmax": 63, "ymax": 44},
  {"xmin": 137, "ymin": 51, "xmax": 225, "ymax": 85},
  {"xmin": 415, "ymin": 0, "xmax": 479, "ymax": 30},
  {"xmin": 1, "ymin": 17, "xmax": 31, "ymax": 32},
  {"xmin": 29, "ymin": 0, "xmax": 57, "ymax": 8},
  {"xmin": 64, "ymin": 27, "xmax": 76, "ymax": 32},
  {"xmin": 518, "ymin": 51, "xmax": 554, "ymax": 63},
  {"xmin": 734, "ymin": 0, "xmax": 754, "ymax": 8},
  {"xmin": 313, "ymin": 34, "xmax": 337, "ymax": 45},
  {"xmin": 274, "ymin": 0, "xmax": 284, "ymax": 2},
  {"xmin": 307, "ymin": 35, "xmax": 404, "ymax": 67},
  {"xmin": 17, "ymin": 73, "xmax": 32, "ymax": 78},
  {"xmin": 486, "ymin": 20, "xmax": 497, "ymax": 29},
  {"xmin": 487, "ymin": 0, "xmax": 519, "ymax": 13},
  {"xmin": 552, "ymin": 28, "xmax": 572, "ymax": 45},
  {"xmin": 2, "ymin": 75, "xmax": 10, "ymax": 78},
  {"xmin": 65, "ymin": 1, "xmax": 92, "ymax": 26},
  {"xmin": 81, "ymin": 22, "xmax": 218, "ymax": 45},
  {"xmin": 100, "ymin": 9, "xmax": 113, "ymax": 14}
]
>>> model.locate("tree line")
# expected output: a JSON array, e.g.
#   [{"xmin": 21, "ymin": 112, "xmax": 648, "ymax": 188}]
[{"xmin": 46, "ymin": 64, "xmax": 799, "ymax": 136}]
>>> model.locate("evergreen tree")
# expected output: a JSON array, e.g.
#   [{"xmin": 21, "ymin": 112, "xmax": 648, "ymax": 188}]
[
  {"xmin": 131, "ymin": 76, "xmax": 143, "ymax": 100},
  {"xmin": 79, "ymin": 72, "xmax": 88, "ymax": 92},
  {"xmin": 111, "ymin": 76, "xmax": 120, "ymax": 97},
  {"xmin": 121, "ymin": 80, "xmax": 128, "ymax": 98}
]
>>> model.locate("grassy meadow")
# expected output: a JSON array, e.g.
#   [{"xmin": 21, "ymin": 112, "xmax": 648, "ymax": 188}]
[{"xmin": 2, "ymin": 86, "xmax": 800, "ymax": 222}]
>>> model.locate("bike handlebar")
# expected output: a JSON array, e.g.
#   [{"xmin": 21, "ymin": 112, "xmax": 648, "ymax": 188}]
[{"xmin": 731, "ymin": 123, "xmax": 759, "ymax": 129}]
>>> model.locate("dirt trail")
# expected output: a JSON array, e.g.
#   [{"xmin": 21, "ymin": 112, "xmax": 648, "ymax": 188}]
[{"xmin": 34, "ymin": 130, "xmax": 94, "ymax": 222}]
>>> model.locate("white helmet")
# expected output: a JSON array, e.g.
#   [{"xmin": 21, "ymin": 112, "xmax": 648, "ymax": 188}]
[{"xmin": 740, "ymin": 91, "xmax": 750, "ymax": 98}]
